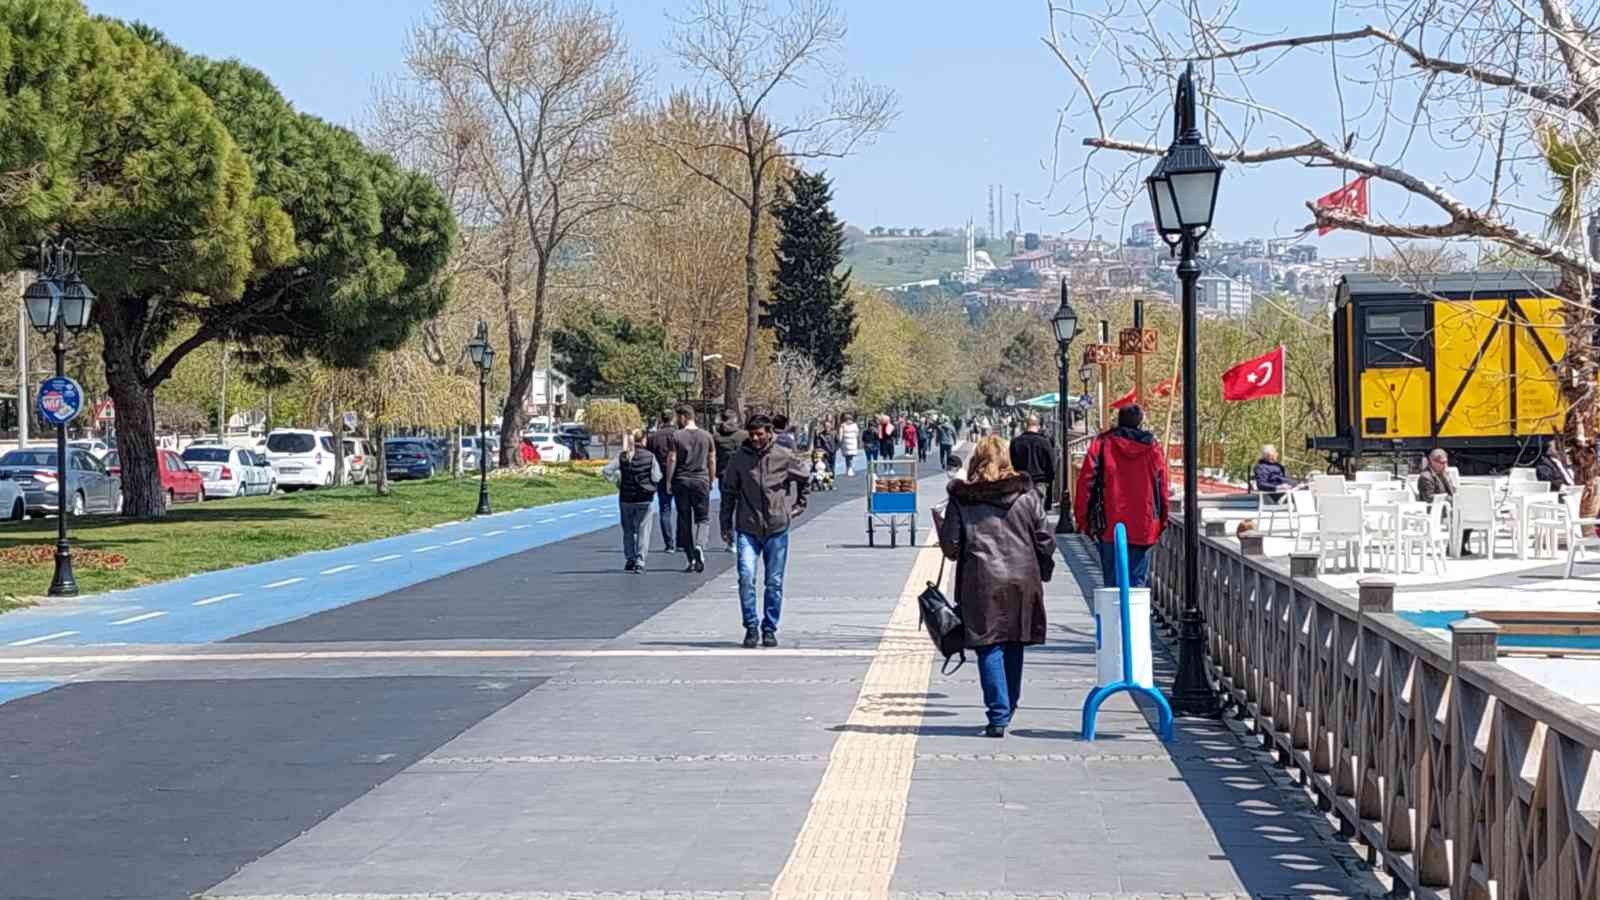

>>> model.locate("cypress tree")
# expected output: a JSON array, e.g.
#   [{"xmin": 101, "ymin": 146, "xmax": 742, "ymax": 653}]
[{"xmin": 767, "ymin": 170, "xmax": 856, "ymax": 383}]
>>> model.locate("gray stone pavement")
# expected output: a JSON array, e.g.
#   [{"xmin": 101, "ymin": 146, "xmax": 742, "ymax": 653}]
[{"xmin": 1, "ymin": 466, "xmax": 1386, "ymax": 899}]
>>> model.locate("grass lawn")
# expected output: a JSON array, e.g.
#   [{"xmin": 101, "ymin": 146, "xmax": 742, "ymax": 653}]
[{"xmin": 0, "ymin": 467, "xmax": 615, "ymax": 598}]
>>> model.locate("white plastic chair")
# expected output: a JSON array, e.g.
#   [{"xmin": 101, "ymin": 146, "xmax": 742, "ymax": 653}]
[
  {"xmin": 1289, "ymin": 489, "xmax": 1319, "ymax": 550},
  {"xmin": 1501, "ymin": 481, "xmax": 1552, "ymax": 557},
  {"xmin": 1404, "ymin": 474, "xmax": 1420, "ymax": 498},
  {"xmin": 1354, "ymin": 470, "xmax": 1393, "ymax": 485},
  {"xmin": 1529, "ymin": 491, "xmax": 1580, "ymax": 559},
  {"xmin": 1452, "ymin": 485, "xmax": 1498, "ymax": 558},
  {"xmin": 1399, "ymin": 499, "xmax": 1450, "ymax": 575},
  {"xmin": 1316, "ymin": 494, "xmax": 1366, "ymax": 573},
  {"xmin": 1311, "ymin": 474, "xmax": 1348, "ymax": 496},
  {"xmin": 1509, "ymin": 467, "xmax": 1539, "ymax": 482}
]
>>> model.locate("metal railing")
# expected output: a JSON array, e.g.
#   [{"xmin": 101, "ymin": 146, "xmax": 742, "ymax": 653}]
[{"xmin": 1150, "ymin": 519, "xmax": 1600, "ymax": 899}]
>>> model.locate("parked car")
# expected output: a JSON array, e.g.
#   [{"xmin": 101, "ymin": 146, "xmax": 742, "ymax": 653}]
[
  {"xmin": 69, "ymin": 439, "xmax": 111, "ymax": 459},
  {"xmin": 521, "ymin": 431, "xmax": 572, "ymax": 462},
  {"xmin": 556, "ymin": 425, "xmax": 592, "ymax": 460},
  {"xmin": 181, "ymin": 446, "xmax": 272, "ymax": 499},
  {"xmin": 384, "ymin": 438, "xmax": 437, "ymax": 480},
  {"xmin": 0, "ymin": 477, "xmax": 24, "ymax": 521},
  {"xmin": 341, "ymin": 439, "xmax": 370, "ymax": 484},
  {"xmin": 105, "ymin": 449, "xmax": 205, "ymax": 507},
  {"xmin": 2, "ymin": 447, "xmax": 123, "ymax": 516},
  {"xmin": 460, "ymin": 436, "xmax": 498, "ymax": 472},
  {"xmin": 242, "ymin": 450, "xmax": 277, "ymax": 494},
  {"xmin": 264, "ymin": 429, "xmax": 337, "ymax": 491}
]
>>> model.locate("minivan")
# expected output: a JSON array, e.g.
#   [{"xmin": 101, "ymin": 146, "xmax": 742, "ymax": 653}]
[{"xmin": 264, "ymin": 429, "xmax": 337, "ymax": 490}]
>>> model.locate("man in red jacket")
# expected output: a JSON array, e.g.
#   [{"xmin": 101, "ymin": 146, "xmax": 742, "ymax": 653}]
[{"xmin": 1073, "ymin": 404, "xmax": 1170, "ymax": 587}]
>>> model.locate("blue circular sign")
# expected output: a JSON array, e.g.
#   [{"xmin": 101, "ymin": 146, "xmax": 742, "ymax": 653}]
[{"xmin": 36, "ymin": 375, "xmax": 85, "ymax": 427}]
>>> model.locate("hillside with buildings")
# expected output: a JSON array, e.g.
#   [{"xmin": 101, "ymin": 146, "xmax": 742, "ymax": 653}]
[{"xmin": 843, "ymin": 229, "xmax": 1015, "ymax": 287}]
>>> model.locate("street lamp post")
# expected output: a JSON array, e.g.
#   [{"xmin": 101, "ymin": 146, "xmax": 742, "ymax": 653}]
[
  {"xmin": 677, "ymin": 351, "xmax": 696, "ymax": 403},
  {"xmin": 1147, "ymin": 61, "xmax": 1225, "ymax": 718},
  {"xmin": 1051, "ymin": 279, "xmax": 1081, "ymax": 534},
  {"xmin": 467, "ymin": 321, "xmax": 495, "ymax": 516},
  {"xmin": 23, "ymin": 240, "xmax": 95, "ymax": 597}
]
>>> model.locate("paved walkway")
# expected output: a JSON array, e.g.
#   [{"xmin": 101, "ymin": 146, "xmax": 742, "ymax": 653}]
[{"xmin": 0, "ymin": 468, "xmax": 1386, "ymax": 899}]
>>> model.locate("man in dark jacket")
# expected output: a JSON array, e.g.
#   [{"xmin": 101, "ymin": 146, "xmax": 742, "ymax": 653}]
[
  {"xmin": 719, "ymin": 414, "xmax": 810, "ymax": 648},
  {"xmin": 1252, "ymin": 444, "xmax": 1292, "ymax": 497},
  {"xmin": 712, "ymin": 409, "xmax": 747, "ymax": 553},
  {"xmin": 1417, "ymin": 448, "xmax": 1476, "ymax": 555},
  {"xmin": 666, "ymin": 404, "xmax": 716, "ymax": 573},
  {"xmin": 644, "ymin": 412, "xmax": 678, "ymax": 553},
  {"xmin": 1008, "ymin": 413, "xmax": 1058, "ymax": 511},
  {"xmin": 1072, "ymin": 405, "xmax": 1170, "ymax": 587},
  {"xmin": 1536, "ymin": 441, "xmax": 1576, "ymax": 490}
]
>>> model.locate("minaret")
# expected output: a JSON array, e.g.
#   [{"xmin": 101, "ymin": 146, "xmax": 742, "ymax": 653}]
[{"xmin": 966, "ymin": 219, "xmax": 976, "ymax": 270}]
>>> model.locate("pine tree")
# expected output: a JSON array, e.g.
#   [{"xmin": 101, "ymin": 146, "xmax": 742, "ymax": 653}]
[{"xmin": 767, "ymin": 170, "xmax": 856, "ymax": 384}]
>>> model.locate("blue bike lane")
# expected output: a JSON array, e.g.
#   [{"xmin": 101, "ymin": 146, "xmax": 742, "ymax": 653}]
[{"xmin": 0, "ymin": 492, "xmax": 634, "ymax": 651}]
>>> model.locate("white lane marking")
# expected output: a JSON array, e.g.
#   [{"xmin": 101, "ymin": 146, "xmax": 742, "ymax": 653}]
[
  {"xmin": 537, "ymin": 518, "xmax": 557, "ymax": 524},
  {"xmin": 9, "ymin": 631, "xmax": 78, "ymax": 647},
  {"xmin": 484, "ymin": 529, "xmax": 507, "ymax": 537},
  {"xmin": 512, "ymin": 524, "xmax": 532, "ymax": 530},
  {"xmin": 413, "ymin": 545, "xmax": 441, "ymax": 554},
  {"xmin": 371, "ymin": 554, "xmax": 403, "ymax": 563},
  {"xmin": 0, "ymin": 648, "xmax": 879, "ymax": 664},
  {"xmin": 110, "ymin": 611, "xmax": 167, "ymax": 626},
  {"xmin": 193, "ymin": 593, "xmax": 242, "ymax": 607},
  {"xmin": 319, "ymin": 564, "xmax": 358, "ymax": 576},
  {"xmin": 263, "ymin": 577, "xmax": 305, "ymax": 589},
  {"xmin": 559, "ymin": 513, "xmax": 579, "ymax": 519},
  {"xmin": 446, "ymin": 537, "xmax": 475, "ymax": 546}
]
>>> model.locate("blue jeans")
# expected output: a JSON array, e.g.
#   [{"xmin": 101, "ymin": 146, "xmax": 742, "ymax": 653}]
[
  {"xmin": 656, "ymin": 482, "xmax": 676, "ymax": 550},
  {"xmin": 1098, "ymin": 541, "xmax": 1152, "ymax": 588},
  {"xmin": 736, "ymin": 529, "xmax": 790, "ymax": 633},
  {"xmin": 976, "ymin": 642, "xmax": 1026, "ymax": 727}
]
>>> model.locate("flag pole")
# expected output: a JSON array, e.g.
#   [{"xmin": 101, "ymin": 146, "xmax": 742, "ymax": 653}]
[
  {"xmin": 1279, "ymin": 344, "xmax": 1287, "ymax": 456},
  {"xmin": 1162, "ymin": 317, "xmax": 1182, "ymax": 456}
]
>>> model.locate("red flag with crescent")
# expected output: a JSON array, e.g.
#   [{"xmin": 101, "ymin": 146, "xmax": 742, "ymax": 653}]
[
  {"xmin": 1221, "ymin": 346, "xmax": 1285, "ymax": 402},
  {"xmin": 1108, "ymin": 386, "xmax": 1138, "ymax": 410},
  {"xmin": 1314, "ymin": 176, "xmax": 1369, "ymax": 236}
]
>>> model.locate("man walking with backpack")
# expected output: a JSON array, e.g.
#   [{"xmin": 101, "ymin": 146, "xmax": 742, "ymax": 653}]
[
  {"xmin": 666, "ymin": 404, "xmax": 716, "ymax": 573},
  {"xmin": 719, "ymin": 414, "xmax": 810, "ymax": 648},
  {"xmin": 644, "ymin": 411, "xmax": 678, "ymax": 553},
  {"xmin": 1073, "ymin": 404, "xmax": 1170, "ymax": 587}
]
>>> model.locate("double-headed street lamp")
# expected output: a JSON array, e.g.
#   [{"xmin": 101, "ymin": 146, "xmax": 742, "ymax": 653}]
[
  {"xmin": 1147, "ymin": 61, "xmax": 1225, "ymax": 718},
  {"xmin": 466, "ymin": 321, "xmax": 495, "ymax": 517},
  {"xmin": 23, "ymin": 240, "xmax": 95, "ymax": 597},
  {"xmin": 677, "ymin": 351, "xmax": 696, "ymax": 402},
  {"xmin": 1051, "ymin": 279, "xmax": 1080, "ymax": 534}
]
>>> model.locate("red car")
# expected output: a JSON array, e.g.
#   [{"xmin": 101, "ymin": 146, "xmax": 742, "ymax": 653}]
[{"xmin": 104, "ymin": 449, "xmax": 206, "ymax": 507}]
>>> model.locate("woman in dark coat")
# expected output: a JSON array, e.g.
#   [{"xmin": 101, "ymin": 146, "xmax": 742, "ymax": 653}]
[{"xmin": 936, "ymin": 434, "xmax": 1055, "ymax": 737}]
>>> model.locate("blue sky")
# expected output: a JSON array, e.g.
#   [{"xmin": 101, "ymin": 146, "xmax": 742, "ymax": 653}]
[{"xmin": 88, "ymin": 1, "xmax": 1479, "ymax": 257}]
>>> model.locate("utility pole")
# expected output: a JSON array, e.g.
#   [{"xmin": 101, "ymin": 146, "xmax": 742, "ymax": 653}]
[
  {"xmin": 1133, "ymin": 299, "xmax": 1145, "ymax": 404},
  {"xmin": 1099, "ymin": 320, "xmax": 1111, "ymax": 426},
  {"xmin": 1013, "ymin": 192, "xmax": 1022, "ymax": 237},
  {"xmin": 218, "ymin": 343, "xmax": 228, "ymax": 442}
]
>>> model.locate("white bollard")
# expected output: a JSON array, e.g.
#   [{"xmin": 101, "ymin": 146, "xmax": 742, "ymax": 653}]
[{"xmin": 1093, "ymin": 586, "xmax": 1154, "ymax": 688}]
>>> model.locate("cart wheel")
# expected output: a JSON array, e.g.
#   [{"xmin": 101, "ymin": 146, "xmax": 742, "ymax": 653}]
[
  {"xmin": 867, "ymin": 519, "xmax": 875, "ymax": 547},
  {"xmin": 890, "ymin": 523, "xmax": 898, "ymax": 548},
  {"xmin": 910, "ymin": 524, "xmax": 917, "ymax": 544}
]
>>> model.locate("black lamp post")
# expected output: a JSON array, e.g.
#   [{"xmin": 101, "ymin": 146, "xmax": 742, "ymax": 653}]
[
  {"xmin": 467, "ymin": 321, "xmax": 495, "ymax": 516},
  {"xmin": 23, "ymin": 240, "xmax": 95, "ymax": 597},
  {"xmin": 1147, "ymin": 61, "xmax": 1225, "ymax": 718},
  {"xmin": 1051, "ymin": 279, "xmax": 1080, "ymax": 534},
  {"xmin": 677, "ymin": 351, "xmax": 695, "ymax": 403}
]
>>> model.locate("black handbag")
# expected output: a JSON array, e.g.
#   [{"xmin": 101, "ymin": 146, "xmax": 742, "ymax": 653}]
[
  {"xmin": 1086, "ymin": 439, "xmax": 1109, "ymax": 538},
  {"xmin": 918, "ymin": 508, "xmax": 967, "ymax": 674}
]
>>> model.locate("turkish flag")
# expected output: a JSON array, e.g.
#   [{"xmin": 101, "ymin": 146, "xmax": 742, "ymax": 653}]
[
  {"xmin": 1108, "ymin": 386, "xmax": 1138, "ymax": 409},
  {"xmin": 1314, "ymin": 176, "xmax": 1369, "ymax": 236},
  {"xmin": 1221, "ymin": 346, "xmax": 1285, "ymax": 402},
  {"xmin": 1151, "ymin": 377, "xmax": 1177, "ymax": 398}
]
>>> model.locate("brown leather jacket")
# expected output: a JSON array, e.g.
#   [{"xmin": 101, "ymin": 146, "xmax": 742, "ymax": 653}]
[{"xmin": 938, "ymin": 473, "xmax": 1055, "ymax": 647}]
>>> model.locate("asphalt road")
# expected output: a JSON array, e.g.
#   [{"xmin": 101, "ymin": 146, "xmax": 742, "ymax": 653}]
[{"xmin": 0, "ymin": 464, "xmax": 882, "ymax": 900}]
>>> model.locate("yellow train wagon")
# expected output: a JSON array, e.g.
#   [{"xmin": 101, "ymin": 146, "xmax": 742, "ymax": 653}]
[{"xmin": 1309, "ymin": 271, "xmax": 1569, "ymax": 475}]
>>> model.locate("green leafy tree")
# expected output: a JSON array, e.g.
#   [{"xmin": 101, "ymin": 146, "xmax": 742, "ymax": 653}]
[
  {"xmin": 553, "ymin": 306, "xmax": 680, "ymax": 414},
  {"xmin": 599, "ymin": 343, "xmax": 680, "ymax": 418},
  {"xmin": 767, "ymin": 170, "xmax": 855, "ymax": 382},
  {"xmin": 978, "ymin": 328, "xmax": 1054, "ymax": 408}
]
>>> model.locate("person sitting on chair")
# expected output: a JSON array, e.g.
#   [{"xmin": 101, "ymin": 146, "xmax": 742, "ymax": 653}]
[{"xmin": 1252, "ymin": 444, "xmax": 1292, "ymax": 499}]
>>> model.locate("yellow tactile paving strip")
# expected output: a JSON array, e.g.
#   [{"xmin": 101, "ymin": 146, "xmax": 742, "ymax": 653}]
[{"xmin": 768, "ymin": 535, "xmax": 944, "ymax": 899}]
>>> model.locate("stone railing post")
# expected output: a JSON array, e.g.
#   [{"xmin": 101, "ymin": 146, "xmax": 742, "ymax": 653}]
[
  {"xmin": 1289, "ymin": 552, "xmax": 1320, "ymax": 579},
  {"xmin": 1238, "ymin": 530, "xmax": 1265, "ymax": 557},
  {"xmin": 1357, "ymin": 577, "xmax": 1395, "ymax": 614},
  {"xmin": 1450, "ymin": 617, "xmax": 1501, "ymax": 664},
  {"xmin": 1204, "ymin": 518, "xmax": 1227, "ymax": 537}
]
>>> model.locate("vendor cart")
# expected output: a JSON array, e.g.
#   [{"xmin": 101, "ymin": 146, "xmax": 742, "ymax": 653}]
[{"xmin": 867, "ymin": 459, "xmax": 917, "ymax": 547}]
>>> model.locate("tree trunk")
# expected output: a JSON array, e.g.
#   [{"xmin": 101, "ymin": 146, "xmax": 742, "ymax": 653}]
[
  {"xmin": 332, "ymin": 406, "xmax": 347, "ymax": 486},
  {"xmin": 99, "ymin": 307, "xmax": 165, "ymax": 519},
  {"xmin": 498, "ymin": 259, "xmax": 552, "ymax": 467},
  {"xmin": 738, "ymin": 192, "xmax": 761, "ymax": 414},
  {"xmin": 374, "ymin": 424, "xmax": 391, "ymax": 496},
  {"xmin": 1558, "ymin": 275, "xmax": 1600, "ymax": 520}
]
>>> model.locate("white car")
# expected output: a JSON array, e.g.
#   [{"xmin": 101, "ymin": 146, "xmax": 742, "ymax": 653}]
[
  {"xmin": 264, "ymin": 429, "xmax": 337, "ymax": 490},
  {"xmin": 0, "ymin": 477, "xmax": 24, "ymax": 521},
  {"xmin": 181, "ymin": 445, "xmax": 274, "ymax": 498},
  {"xmin": 341, "ymin": 438, "xmax": 370, "ymax": 484},
  {"xmin": 461, "ymin": 436, "xmax": 498, "ymax": 471},
  {"xmin": 68, "ymin": 439, "xmax": 111, "ymax": 459},
  {"xmin": 522, "ymin": 431, "xmax": 572, "ymax": 462}
]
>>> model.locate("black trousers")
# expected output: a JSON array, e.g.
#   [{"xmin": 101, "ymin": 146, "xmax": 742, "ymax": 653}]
[
  {"xmin": 656, "ymin": 481, "xmax": 676, "ymax": 550},
  {"xmin": 673, "ymin": 478, "xmax": 711, "ymax": 557}
]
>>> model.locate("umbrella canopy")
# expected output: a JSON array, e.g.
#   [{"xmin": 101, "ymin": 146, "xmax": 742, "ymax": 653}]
[{"xmin": 1020, "ymin": 392, "xmax": 1060, "ymax": 408}]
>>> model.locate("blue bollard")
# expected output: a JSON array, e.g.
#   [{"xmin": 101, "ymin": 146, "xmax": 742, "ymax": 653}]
[{"xmin": 1082, "ymin": 522, "xmax": 1175, "ymax": 742}]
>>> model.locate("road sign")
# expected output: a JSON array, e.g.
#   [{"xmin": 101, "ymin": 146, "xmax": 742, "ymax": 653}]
[
  {"xmin": 342, "ymin": 411, "xmax": 358, "ymax": 430},
  {"xmin": 36, "ymin": 376, "xmax": 85, "ymax": 427},
  {"xmin": 94, "ymin": 398, "xmax": 115, "ymax": 423},
  {"xmin": 1119, "ymin": 328, "xmax": 1159, "ymax": 356}
]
